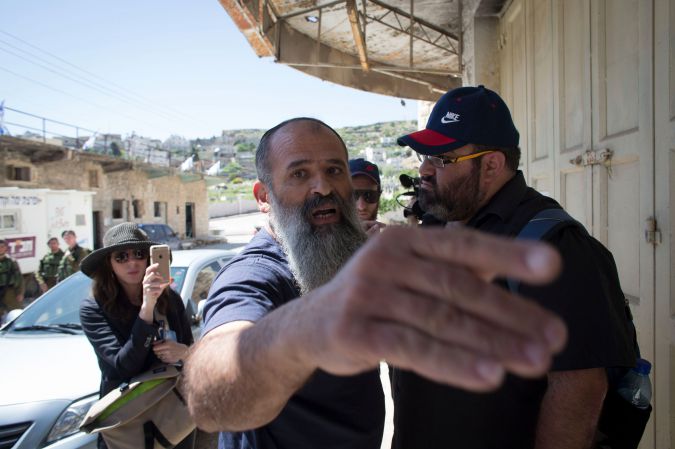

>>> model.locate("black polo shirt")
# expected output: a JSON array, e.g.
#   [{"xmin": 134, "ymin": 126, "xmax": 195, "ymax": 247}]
[{"xmin": 392, "ymin": 171, "xmax": 635, "ymax": 449}]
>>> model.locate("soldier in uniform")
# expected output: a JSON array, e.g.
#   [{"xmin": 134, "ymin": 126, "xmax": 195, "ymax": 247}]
[
  {"xmin": 56, "ymin": 230, "xmax": 92, "ymax": 282},
  {"xmin": 0, "ymin": 239, "xmax": 24, "ymax": 320},
  {"xmin": 35, "ymin": 237, "xmax": 65, "ymax": 293}
]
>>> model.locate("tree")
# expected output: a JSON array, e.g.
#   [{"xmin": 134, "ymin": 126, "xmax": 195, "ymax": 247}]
[{"xmin": 110, "ymin": 142, "xmax": 122, "ymax": 156}]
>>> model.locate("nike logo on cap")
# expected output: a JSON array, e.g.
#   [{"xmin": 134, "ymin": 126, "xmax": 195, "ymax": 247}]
[{"xmin": 441, "ymin": 112, "xmax": 460, "ymax": 124}]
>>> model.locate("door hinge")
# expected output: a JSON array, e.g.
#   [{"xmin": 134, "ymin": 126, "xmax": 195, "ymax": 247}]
[{"xmin": 645, "ymin": 216, "xmax": 662, "ymax": 246}]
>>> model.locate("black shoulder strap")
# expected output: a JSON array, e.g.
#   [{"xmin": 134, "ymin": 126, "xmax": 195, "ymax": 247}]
[
  {"xmin": 508, "ymin": 208, "xmax": 641, "ymax": 364},
  {"xmin": 507, "ymin": 208, "xmax": 582, "ymax": 293}
]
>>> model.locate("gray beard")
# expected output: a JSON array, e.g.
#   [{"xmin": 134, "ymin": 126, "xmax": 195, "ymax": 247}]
[{"xmin": 268, "ymin": 191, "xmax": 367, "ymax": 295}]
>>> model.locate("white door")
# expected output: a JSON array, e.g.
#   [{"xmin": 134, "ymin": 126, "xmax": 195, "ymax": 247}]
[
  {"xmin": 500, "ymin": 0, "xmax": 658, "ymax": 447},
  {"xmin": 588, "ymin": 3, "xmax": 655, "ymax": 447}
]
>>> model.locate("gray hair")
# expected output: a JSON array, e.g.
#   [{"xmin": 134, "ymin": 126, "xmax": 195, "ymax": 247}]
[{"xmin": 255, "ymin": 117, "xmax": 349, "ymax": 187}]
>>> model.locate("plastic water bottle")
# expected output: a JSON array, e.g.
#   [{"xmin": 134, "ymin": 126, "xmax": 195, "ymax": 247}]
[{"xmin": 616, "ymin": 358, "xmax": 652, "ymax": 409}]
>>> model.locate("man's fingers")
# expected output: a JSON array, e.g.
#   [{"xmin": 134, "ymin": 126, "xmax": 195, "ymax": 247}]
[
  {"xmin": 356, "ymin": 320, "xmax": 506, "ymax": 391},
  {"xmin": 364, "ymin": 287, "xmax": 557, "ymax": 377},
  {"xmin": 382, "ymin": 226, "xmax": 561, "ymax": 285},
  {"xmin": 379, "ymin": 257, "xmax": 566, "ymax": 352}
]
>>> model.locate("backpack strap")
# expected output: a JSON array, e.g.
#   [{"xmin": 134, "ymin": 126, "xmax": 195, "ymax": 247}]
[
  {"xmin": 507, "ymin": 208, "xmax": 582, "ymax": 293},
  {"xmin": 508, "ymin": 208, "xmax": 641, "ymax": 374}
]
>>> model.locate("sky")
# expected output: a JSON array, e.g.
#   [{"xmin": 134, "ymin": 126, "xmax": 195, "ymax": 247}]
[{"xmin": 0, "ymin": 0, "xmax": 418, "ymax": 141}]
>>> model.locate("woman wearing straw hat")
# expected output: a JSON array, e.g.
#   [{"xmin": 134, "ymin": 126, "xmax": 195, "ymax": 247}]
[{"xmin": 79, "ymin": 222, "xmax": 194, "ymax": 448}]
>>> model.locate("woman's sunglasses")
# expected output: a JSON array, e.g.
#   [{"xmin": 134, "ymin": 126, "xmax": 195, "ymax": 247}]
[
  {"xmin": 112, "ymin": 248, "xmax": 148, "ymax": 264},
  {"xmin": 353, "ymin": 190, "xmax": 381, "ymax": 204}
]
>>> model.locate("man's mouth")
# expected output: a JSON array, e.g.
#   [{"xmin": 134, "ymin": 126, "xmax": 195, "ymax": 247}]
[
  {"xmin": 420, "ymin": 177, "xmax": 435, "ymax": 190},
  {"xmin": 311, "ymin": 206, "xmax": 340, "ymax": 225}
]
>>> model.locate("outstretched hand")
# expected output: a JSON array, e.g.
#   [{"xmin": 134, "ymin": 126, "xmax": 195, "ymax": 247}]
[{"xmin": 295, "ymin": 225, "xmax": 566, "ymax": 391}]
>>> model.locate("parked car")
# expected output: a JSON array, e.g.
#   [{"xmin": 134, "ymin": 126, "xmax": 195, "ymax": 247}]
[
  {"xmin": 0, "ymin": 248, "xmax": 241, "ymax": 449},
  {"xmin": 138, "ymin": 223, "xmax": 184, "ymax": 250}
]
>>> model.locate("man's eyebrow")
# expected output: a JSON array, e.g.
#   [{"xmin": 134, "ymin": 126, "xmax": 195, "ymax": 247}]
[
  {"xmin": 285, "ymin": 159, "xmax": 311, "ymax": 170},
  {"xmin": 285, "ymin": 158, "xmax": 347, "ymax": 170}
]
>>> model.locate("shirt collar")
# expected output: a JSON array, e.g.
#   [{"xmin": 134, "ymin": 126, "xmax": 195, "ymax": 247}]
[{"xmin": 469, "ymin": 171, "xmax": 529, "ymax": 226}]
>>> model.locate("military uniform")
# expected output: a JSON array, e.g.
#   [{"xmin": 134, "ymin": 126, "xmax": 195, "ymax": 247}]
[
  {"xmin": 0, "ymin": 255, "xmax": 24, "ymax": 312},
  {"xmin": 35, "ymin": 249, "xmax": 65, "ymax": 290},
  {"xmin": 57, "ymin": 245, "xmax": 92, "ymax": 282}
]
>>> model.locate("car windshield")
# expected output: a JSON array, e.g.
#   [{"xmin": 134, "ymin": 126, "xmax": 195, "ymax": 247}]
[
  {"xmin": 170, "ymin": 266, "xmax": 187, "ymax": 294},
  {"xmin": 6, "ymin": 272, "xmax": 92, "ymax": 332}
]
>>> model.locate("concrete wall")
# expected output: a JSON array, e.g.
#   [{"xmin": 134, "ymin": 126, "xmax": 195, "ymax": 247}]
[{"xmin": 208, "ymin": 200, "xmax": 259, "ymax": 218}]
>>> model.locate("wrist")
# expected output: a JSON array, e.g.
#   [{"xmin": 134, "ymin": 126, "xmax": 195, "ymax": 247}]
[{"xmin": 139, "ymin": 302, "xmax": 155, "ymax": 324}]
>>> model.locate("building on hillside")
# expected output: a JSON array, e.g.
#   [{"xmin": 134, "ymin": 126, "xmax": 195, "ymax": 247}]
[
  {"xmin": 126, "ymin": 133, "xmax": 169, "ymax": 166},
  {"xmin": 162, "ymin": 134, "xmax": 191, "ymax": 152},
  {"xmin": 364, "ymin": 146, "xmax": 387, "ymax": 164},
  {"xmin": 0, "ymin": 136, "xmax": 208, "ymax": 248}
]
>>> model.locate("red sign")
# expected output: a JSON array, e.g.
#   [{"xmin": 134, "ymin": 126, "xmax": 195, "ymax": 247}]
[{"xmin": 5, "ymin": 237, "xmax": 36, "ymax": 259}]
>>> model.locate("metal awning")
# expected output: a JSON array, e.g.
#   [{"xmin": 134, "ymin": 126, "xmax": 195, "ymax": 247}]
[{"xmin": 218, "ymin": 0, "xmax": 465, "ymax": 101}]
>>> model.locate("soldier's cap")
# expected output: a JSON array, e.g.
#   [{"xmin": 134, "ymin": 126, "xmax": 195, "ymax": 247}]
[
  {"xmin": 80, "ymin": 222, "xmax": 161, "ymax": 277},
  {"xmin": 397, "ymin": 85, "xmax": 520, "ymax": 156},
  {"xmin": 349, "ymin": 158, "xmax": 381, "ymax": 188}
]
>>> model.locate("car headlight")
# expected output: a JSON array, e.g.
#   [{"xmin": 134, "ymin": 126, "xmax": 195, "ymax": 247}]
[{"xmin": 46, "ymin": 394, "xmax": 98, "ymax": 444}]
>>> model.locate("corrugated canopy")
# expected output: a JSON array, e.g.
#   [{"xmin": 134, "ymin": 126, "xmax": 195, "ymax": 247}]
[{"xmin": 219, "ymin": 0, "xmax": 465, "ymax": 101}]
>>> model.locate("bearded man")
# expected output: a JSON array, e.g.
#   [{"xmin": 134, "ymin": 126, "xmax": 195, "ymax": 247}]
[
  {"xmin": 184, "ymin": 117, "xmax": 571, "ymax": 449},
  {"xmin": 394, "ymin": 86, "xmax": 636, "ymax": 449}
]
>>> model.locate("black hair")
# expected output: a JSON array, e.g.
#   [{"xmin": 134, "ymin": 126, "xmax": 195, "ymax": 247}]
[{"xmin": 473, "ymin": 144, "xmax": 521, "ymax": 171}]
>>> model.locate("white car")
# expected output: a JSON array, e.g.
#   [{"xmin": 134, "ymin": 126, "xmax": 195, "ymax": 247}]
[{"xmin": 0, "ymin": 248, "xmax": 241, "ymax": 449}]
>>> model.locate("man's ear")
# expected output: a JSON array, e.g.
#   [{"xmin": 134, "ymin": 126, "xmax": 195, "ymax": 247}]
[
  {"xmin": 253, "ymin": 181, "xmax": 271, "ymax": 214},
  {"xmin": 481, "ymin": 151, "xmax": 506, "ymax": 181}
]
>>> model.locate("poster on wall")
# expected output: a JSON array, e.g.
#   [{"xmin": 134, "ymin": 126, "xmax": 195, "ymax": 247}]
[{"xmin": 5, "ymin": 236, "xmax": 36, "ymax": 259}]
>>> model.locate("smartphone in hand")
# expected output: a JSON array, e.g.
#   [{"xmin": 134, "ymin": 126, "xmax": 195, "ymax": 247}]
[{"xmin": 150, "ymin": 244, "xmax": 171, "ymax": 283}]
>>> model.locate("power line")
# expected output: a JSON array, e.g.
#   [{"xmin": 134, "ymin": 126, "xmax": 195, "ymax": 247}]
[
  {"xmin": 0, "ymin": 30, "xmax": 210, "ymax": 128},
  {"xmin": 0, "ymin": 65, "xmax": 163, "ymax": 129},
  {"xmin": 0, "ymin": 38, "xmax": 194, "ymax": 125},
  {"xmin": 0, "ymin": 44, "xmax": 191, "ymax": 125}
]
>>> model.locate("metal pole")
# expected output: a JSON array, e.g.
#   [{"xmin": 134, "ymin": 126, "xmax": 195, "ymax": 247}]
[
  {"xmin": 409, "ymin": 0, "xmax": 414, "ymax": 68},
  {"xmin": 42, "ymin": 118, "xmax": 46, "ymax": 143}
]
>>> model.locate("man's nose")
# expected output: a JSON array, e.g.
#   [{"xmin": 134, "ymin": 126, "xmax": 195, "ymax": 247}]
[
  {"xmin": 418, "ymin": 157, "xmax": 435, "ymax": 177},
  {"xmin": 356, "ymin": 197, "xmax": 367, "ymax": 210},
  {"xmin": 310, "ymin": 174, "xmax": 333, "ymax": 197}
]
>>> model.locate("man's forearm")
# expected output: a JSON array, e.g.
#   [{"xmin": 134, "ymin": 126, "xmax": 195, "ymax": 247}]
[
  {"xmin": 535, "ymin": 368, "xmax": 607, "ymax": 449},
  {"xmin": 184, "ymin": 299, "xmax": 317, "ymax": 432}
]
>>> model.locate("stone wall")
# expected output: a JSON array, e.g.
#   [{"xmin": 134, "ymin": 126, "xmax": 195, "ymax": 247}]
[{"xmin": 0, "ymin": 138, "xmax": 209, "ymax": 242}]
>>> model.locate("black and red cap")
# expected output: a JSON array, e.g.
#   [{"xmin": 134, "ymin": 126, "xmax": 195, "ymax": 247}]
[
  {"xmin": 349, "ymin": 158, "xmax": 381, "ymax": 187},
  {"xmin": 397, "ymin": 85, "xmax": 520, "ymax": 156}
]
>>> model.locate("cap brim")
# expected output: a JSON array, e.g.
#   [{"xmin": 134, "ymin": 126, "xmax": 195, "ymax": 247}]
[
  {"xmin": 351, "ymin": 171, "xmax": 380, "ymax": 187},
  {"xmin": 80, "ymin": 241, "xmax": 161, "ymax": 277},
  {"xmin": 397, "ymin": 129, "xmax": 466, "ymax": 155}
]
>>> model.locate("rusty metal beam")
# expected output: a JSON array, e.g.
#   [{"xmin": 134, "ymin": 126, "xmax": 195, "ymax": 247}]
[
  {"xmin": 285, "ymin": 61, "xmax": 460, "ymax": 76},
  {"xmin": 368, "ymin": 0, "xmax": 459, "ymax": 40},
  {"xmin": 277, "ymin": 0, "xmax": 345, "ymax": 20},
  {"xmin": 346, "ymin": 0, "xmax": 369, "ymax": 71}
]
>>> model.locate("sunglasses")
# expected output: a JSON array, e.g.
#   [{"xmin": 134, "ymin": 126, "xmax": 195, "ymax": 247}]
[
  {"xmin": 112, "ymin": 248, "xmax": 148, "ymax": 264},
  {"xmin": 353, "ymin": 189, "xmax": 381, "ymax": 204}
]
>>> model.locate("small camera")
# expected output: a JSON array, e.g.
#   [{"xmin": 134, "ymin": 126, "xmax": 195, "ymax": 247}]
[{"xmin": 397, "ymin": 174, "xmax": 426, "ymax": 221}]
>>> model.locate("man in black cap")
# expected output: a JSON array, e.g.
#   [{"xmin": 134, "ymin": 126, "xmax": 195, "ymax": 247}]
[
  {"xmin": 349, "ymin": 158, "xmax": 385, "ymax": 234},
  {"xmin": 184, "ymin": 117, "xmax": 570, "ymax": 449},
  {"xmin": 395, "ymin": 86, "xmax": 636, "ymax": 449}
]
